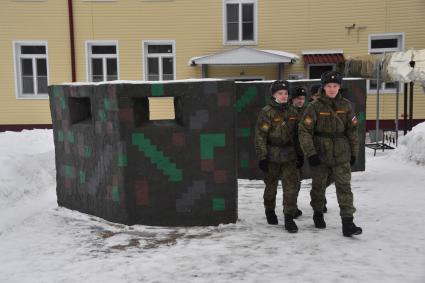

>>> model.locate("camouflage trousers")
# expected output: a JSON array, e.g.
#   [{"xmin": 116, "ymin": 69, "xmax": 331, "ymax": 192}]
[
  {"xmin": 310, "ymin": 162, "xmax": 356, "ymax": 217},
  {"xmin": 299, "ymin": 166, "xmax": 334, "ymax": 205},
  {"xmin": 263, "ymin": 161, "xmax": 300, "ymax": 217}
]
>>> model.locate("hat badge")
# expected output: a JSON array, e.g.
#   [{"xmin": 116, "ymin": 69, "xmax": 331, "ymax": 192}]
[{"xmin": 331, "ymin": 75, "xmax": 335, "ymax": 79}]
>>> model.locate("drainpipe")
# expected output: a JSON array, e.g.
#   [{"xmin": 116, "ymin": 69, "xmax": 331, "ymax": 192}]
[{"xmin": 67, "ymin": 0, "xmax": 77, "ymax": 82}]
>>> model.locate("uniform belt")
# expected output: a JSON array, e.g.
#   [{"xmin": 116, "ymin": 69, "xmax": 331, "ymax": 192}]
[
  {"xmin": 314, "ymin": 131, "xmax": 346, "ymax": 138},
  {"xmin": 267, "ymin": 140, "xmax": 292, "ymax": 147}
]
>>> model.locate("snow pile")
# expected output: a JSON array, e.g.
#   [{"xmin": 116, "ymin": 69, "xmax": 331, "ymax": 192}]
[
  {"xmin": 391, "ymin": 122, "xmax": 425, "ymax": 165},
  {"xmin": 0, "ymin": 129, "xmax": 55, "ymax": 208}
]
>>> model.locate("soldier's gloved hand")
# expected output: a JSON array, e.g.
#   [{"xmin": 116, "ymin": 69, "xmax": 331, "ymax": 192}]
[
  {"xmin": 308, "ymin": 154, "xmax": 321, "ymax": 167},
  {"xmin": 258, "ymin": 159, "xmax": 269, "ymax": 173},
  {"xmin": 350, "ymin": 156, "xmax": 356, "ymax": 166},
  {"xmin": 296, "ymin": 155, "xmax": 304, "ymax": 168}
]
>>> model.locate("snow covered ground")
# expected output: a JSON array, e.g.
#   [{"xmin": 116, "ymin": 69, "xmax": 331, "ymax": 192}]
[{"xmin": 0, "ymin": 126, "xmax": 424, "ymax": 283}]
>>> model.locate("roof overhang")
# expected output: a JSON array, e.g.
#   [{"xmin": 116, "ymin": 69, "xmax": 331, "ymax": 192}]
[
  {"xmin": 189, "ymin": 46, "xmax": 299, "ymax": 66},
  {"xmin": 302, "ymin": 49, "xmax": 345, "ymax": 64}
]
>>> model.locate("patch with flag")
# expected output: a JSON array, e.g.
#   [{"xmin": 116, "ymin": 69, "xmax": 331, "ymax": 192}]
[{"xmin": 352, "ymin": 115, "xmax": 358, "ymax": 125}]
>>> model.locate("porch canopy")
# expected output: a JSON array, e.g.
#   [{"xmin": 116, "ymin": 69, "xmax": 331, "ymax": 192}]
[
  {"xmin": 189, "ymin": 46, "xmax": 299, "ymax": 79},
  {"xmin": 302, "ymin": 49, "xmax": 345, "ymax": 64}
]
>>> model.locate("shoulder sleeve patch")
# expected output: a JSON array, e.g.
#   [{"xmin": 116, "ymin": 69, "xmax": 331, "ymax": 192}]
[
  {"xmin": 260, "ymin": 123, "xmax": 270, "ymax": 132},
  {"xmin": 304, "ymin": 116, "xmax": 313, "ymax": 126}
]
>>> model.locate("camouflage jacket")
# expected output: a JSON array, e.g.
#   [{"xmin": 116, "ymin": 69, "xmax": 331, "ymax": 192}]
[
  {"xmin": 298, "ymin": 92, "xmax": 359, "ymax": 166},
  {"xmin": 255, "ymin": 100, "xmax": 300, "ymax": 163}
]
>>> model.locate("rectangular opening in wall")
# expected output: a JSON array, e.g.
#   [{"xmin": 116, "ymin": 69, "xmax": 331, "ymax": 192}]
[
  {"xmin": 69, "ymin": 97, "xmax": 92, "ymax": 125},
  {"xmin": 148, "ymin": 97, "xmax": 175, "ymax": 120},
  {"xmin": 133, "ymin": 96, "xmax": 182, "ymax": 127}
]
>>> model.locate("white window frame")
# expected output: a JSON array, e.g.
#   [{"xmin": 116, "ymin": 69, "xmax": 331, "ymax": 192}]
[
  {"xmin": 308, "ymin": 63, "xmax": 336, "ymax": 79},
  {"xmin": 223, "ymin": 0, "xmax": 257, "ymax": 45},
  {"xmin": 13, "ymin": 40, "xmax": 50, "ymax": 100},
  {"xmin": 142, "ymin": 40, "xmax": 176, "ymax": 81},
  {"xmin": 367, "ymin": 32, "xmax": 404, "ymax": 94},
  {"xmin": 85, "ymin": 40, "xmax": 120, "ymax": 82}
]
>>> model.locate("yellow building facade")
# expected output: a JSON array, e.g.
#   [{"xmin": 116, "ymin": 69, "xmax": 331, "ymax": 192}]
[{"xmin": 1, "ymin": 0, "xmax": 424, "ymax": 130}]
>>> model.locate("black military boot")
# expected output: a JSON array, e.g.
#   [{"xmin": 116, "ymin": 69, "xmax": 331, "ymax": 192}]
[
  {"xmin": 313, "ymin": 211, "xmax": 326, "ymax": 229},
  {"xmin": 284, "ymin": 215, "xmax": 298, "ymax": 233},
  {"xmin": 342, "ymin": 217, "xmax": 363, "ymax": 237},
  {"xmin": 294, "ymin": 208, "xmax": 303, "ymax": 219},
  {"xmin": 265, "ymin": 209, "xmax": 278, "ymax": 225}
]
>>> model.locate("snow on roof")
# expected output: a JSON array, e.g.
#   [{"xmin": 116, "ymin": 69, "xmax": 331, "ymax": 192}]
[{"xmin": 56, "ymin": 78, "xmax": 226, "ymax": 86}]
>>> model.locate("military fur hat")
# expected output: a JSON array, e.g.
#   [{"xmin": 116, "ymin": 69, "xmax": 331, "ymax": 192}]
[
  {"xmin": 310, "ymin": 84, "xmax": 321, "ymax": 95},
  {"xmin": 292, "ymin": 86, "xmax": 307, "ymax": 98},
  {"xmin": 321, "ymin": 71, "xmax": 343, "ymax": 86},
  {"xmin": 270, "ymin": 80, "xmax": 289, "ymax": 96}
]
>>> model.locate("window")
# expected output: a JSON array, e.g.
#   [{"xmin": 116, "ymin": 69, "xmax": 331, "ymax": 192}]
[
  {"xmin": 13, "ymin": 41, "xmax": 49, "ymax": 98},
  {"xmin": 308, "ymin": 64, "xmax": 335, "ymax": 79},
  {"xmin": 223, "ymin": 0, "xmax": 257, "ymax": 45},
  {"xmin": 86, "ymin": 41, "xmax": 119, "ymax": 82},
  {"xmin": 143, "ymin": 41, "xmax": 175, "ymax": 81},
  {"xmin": 368, "ymin": 33, "xmax": 404, "ymax": 93}
]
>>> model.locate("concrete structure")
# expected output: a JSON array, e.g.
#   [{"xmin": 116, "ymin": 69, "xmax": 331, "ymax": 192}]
[{"xmin": 49, "ymin": 79, "xmax": 238, "ymax": 226}]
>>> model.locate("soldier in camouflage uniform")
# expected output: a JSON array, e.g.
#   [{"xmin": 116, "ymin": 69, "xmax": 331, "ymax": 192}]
[
  {"xmin": 291, "ymin": 86, "xmax": 307, "ymax": 218},
  {"xmin": 309, "ymin": 84, "xmax": 333, "ymax": 213},
  {"xmin": 298, "ymin": 71, "xmax": 362, "ymax": 237},
  {"xmin": 255, "ymin": 80, "xmax": 303, "ymax": 233}
]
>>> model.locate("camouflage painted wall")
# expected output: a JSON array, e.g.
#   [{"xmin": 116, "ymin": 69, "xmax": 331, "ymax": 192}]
[
  {"xmin": 49, "ymin": 80, "xmax": 237, "ymax": 226},
  {"xmin": 235, "ymin": 79, "xmax": 367, "ymax": 180}
]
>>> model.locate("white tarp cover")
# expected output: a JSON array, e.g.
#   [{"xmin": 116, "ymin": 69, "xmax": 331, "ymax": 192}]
[{"xmin": 387, "ymin": 49, "xmax": 425, "ymax": 83}]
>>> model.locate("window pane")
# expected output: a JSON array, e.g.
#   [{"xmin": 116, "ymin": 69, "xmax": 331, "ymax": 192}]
[
  {"xmin": 92, "ymin": 58, "xmax": 103, "ymax": 77},
  {"xmin": 371, "ymin": 38, "xmax": 398, "ymax": 49},
  {"xmin": 106, "ymin": 58, "xmax": 117, "ymax": 77},
  {"xmin": 91, "ymin": 45, "xmax": 116, "ymax": 54},
  {"xmin": 22, "ymin": 77, "xmax": 34, "ymax": 94},
  {"xmin": 242, "ymin": 23, "xmax": 253, "ymax": 40},
  {"xmin": 92, "ymin": 76, "xmax": 103, "ymax": 82},
  {"xmin": 21, "ymin": 45, "xmax": 46, "ymax": 54},
  {"xmin": 227, "ymin": 4, "xmax": 239, "ymax": 22},
  {"xmin": 227, "ymin": 23, "xmax": 239, "ymax": 41},
  {"xmin": 148, "ymin": 75, "xmax": 160, "ymax": 81},
  {"xmin": 162, "ymin": 74, "xmax": 174, "ymax": 81},
  {"xmin": 37, "ymin": 58, "xmax": 47, "ymax": 76},
  {"xmin": 37, "ymin": 76, "xmax": 48, "ymax": 94},
  {"xmin": 369, "ymin": 80, "xmax": 378, "ymax": 90},
  {"xmin": 162, "ymin": 58, "xmax": 174, "ymax": 80},
  {"xmin": 242, "ymin": 4, "xmax": 253, "ymax": 22},
  {"xmin": 147, "ymin": 57, "xmax": 159, "ymax": 81},
  {"xmin": 385, "ymin": 82, "xmax": 396, "ymax": 89},
  {"xmin": 107, "ymin": 75, "xmax": 118, "ymax": 81},
  {"xmin": 148, "ymin": 45, "xmax": 173, "ymax": 54},
  {"xmin": 21, "ymin": 59, "xmax": 33, "ymax": 76}
]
